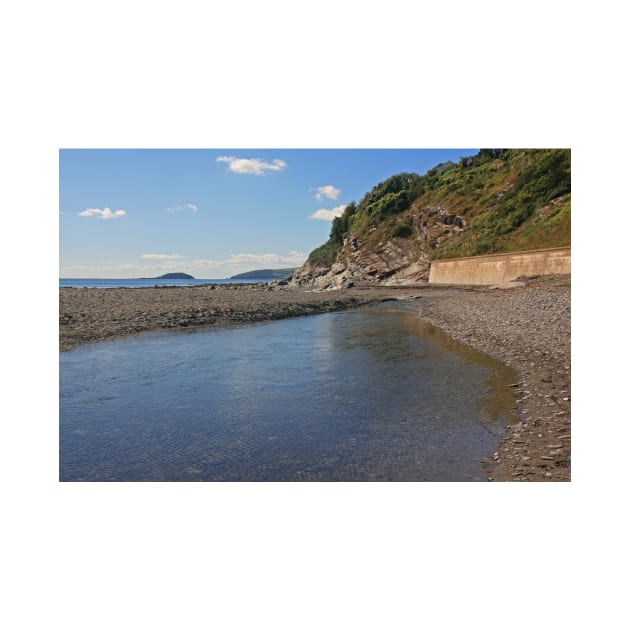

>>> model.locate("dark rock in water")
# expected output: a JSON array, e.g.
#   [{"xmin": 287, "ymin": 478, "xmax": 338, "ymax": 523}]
[{"xmin": 141, "ymin": 272, "xmax": 195, "ymax": 280}]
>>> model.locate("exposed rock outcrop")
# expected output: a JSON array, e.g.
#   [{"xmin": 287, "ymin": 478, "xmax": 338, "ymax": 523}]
[
  {"xmin": 290, "ymin": 149, "xmax": 570, "ymax": 289},
  {"xmin": 291, "ymin": 204, "xmax": 466, "ymax": 288}
]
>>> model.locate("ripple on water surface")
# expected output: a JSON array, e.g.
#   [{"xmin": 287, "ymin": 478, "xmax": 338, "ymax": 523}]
[{"xmin": 60, "ymin": 303, "xmax": 518, "ymax": 481}]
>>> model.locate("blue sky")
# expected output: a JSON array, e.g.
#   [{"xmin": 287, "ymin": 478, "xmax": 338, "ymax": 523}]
[{"xmin": 59, "ymin": 149, "xmax": 478, "ymax": 278}]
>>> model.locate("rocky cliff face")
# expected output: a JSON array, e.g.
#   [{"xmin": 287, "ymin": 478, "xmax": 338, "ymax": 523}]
[
  {"xmin": 291, "ymin": 203, "xmax": 466, "ymax": 288},
  {"xmin": 290, "ymin": 149, "xmax": 571, "ymax": 289}
]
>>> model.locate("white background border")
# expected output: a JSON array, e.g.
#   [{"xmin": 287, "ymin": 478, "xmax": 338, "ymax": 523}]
[{"xmin": 3, "ymin": 1, "xmax": 623, "ymax": 628}]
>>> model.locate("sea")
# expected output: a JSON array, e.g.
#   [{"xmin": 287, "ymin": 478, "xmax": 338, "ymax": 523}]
[
  {"xmin": 60, "ymin": 302, "xmax": 519, "ymax": 482},
  {"xmin": 59, "ymin": 278, "xmax": 264, "ymax": 289}
]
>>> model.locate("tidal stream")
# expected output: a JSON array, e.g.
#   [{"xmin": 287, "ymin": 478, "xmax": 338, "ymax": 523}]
[{"xmin": 60, "ymin": 302, "xmax": 518, "ymax": 481}]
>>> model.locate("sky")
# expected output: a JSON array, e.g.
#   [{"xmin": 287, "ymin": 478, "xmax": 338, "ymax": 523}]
[{"xmin": 59, "ymin": 148, "xmax": 479, "ymax": 278}]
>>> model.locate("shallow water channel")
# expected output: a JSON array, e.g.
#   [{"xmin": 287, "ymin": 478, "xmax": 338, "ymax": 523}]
[{"xmin": 60, "ymin": 302, "xmax": 518, "ymax": 481}]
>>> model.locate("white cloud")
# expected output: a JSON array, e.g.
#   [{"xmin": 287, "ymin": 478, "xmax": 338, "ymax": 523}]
[
  {"xmin": 61, "ymin": 251, "xmax": 306, "ymax": 280},
  {"xmin": 78, "ymin": 207, "xmax": 126, "ymax": 219},
  {"xmin": 142, "ymin": 254, "xmax": 185, "ymax": 260},
  {"xmin": 60, "ymin": 262, "xmax": 173, "ymax": 276},
  {"xmin": 191, "ymin": 259, "xmax": 221, "ymax": 267},
  {"xmin": 309, "ymin": 205, "xmax": 347, "ymax": 221},
  {"xmin": 188, "ymin": 259, "xmax": 226, "ymax": 276},
  {"xmin": 217, "ymin": 156, "xmax": 287, "ymax": 175},
  {"xmin": 226, "ymin": 251, "xmax": 306, "ymax": 266},
  {"xmin": 165, "ymin": 203, "xmax": 198, "ymax": 213},
  {"xmin": 315, "ymin": 185, "xmax": 341, "ymax": 201}
]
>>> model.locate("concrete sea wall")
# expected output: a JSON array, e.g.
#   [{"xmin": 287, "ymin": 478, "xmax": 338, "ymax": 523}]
[{"xmin": 428, "ymin": 247, "xmax": 571, "ymax": 285}]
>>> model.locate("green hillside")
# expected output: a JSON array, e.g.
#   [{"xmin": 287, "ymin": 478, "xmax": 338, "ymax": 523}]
[{"xmin": 307, "ymin": 149, "xmax": 570, "ymax": 269}]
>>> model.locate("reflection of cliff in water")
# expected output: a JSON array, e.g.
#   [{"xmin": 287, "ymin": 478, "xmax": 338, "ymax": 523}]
[{"xmin": 344, "ymin": 304, "xmax": 519, "ymax": 427}]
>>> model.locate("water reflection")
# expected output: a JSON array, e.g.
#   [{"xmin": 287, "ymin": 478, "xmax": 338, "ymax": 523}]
[
  {"xmin": 60, "ymin": 303, "xmax": 518, "ymax": 481},
  {"xmin": 341, "ymin": 305, "xmax": 518, "ymax": 426}
]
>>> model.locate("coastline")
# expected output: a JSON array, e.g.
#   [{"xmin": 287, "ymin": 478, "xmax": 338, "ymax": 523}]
[
  {"xmin": 59, "ymin": 284, "xmax": 407, "ymax": 352},
  {"xmin": 59, "ymin": 278, "xmax": 570, "ymax": 481}
]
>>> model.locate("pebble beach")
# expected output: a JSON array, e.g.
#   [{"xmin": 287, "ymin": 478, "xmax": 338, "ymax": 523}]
[
  {"xmin": 417, "ymin": 275, "xmax": 571, "ymax": 481},
  {"xmin": 59, "ymin": 283, "xmax": 399, "ymax": 352},
  {"xmin": 60, "ymin": 277, "xmax": 570, "ymax": 481}
]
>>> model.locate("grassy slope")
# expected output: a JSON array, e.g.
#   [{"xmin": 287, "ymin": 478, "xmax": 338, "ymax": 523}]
[
  {"xmin": 307, "ymin": 149, "xmax": 570, "ymax": 267},
  {"xmin": 427, "ymin": 149, "xmax": 571, "ymax": 259}
]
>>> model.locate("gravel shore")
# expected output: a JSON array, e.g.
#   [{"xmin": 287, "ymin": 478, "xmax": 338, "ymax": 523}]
[
  {"xmin": 417, "ymin": 275, "xmax": 571, "ymax": 481},
  {"xmin": 59, "ymin": 284, "xmax": 403, "ymax": 352},
  {"xmin": 59, "ymin": 277, "xmax": 570, "ymax": 481}
]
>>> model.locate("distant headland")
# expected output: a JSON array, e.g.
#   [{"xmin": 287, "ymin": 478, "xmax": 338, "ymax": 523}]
[
  {"xmin": 140, "ymin": 272, "xmax": 195, "ymax": 280},
  {"xmin": 230, "ymin": 268, "xmax": 296, "ymax": 280}
]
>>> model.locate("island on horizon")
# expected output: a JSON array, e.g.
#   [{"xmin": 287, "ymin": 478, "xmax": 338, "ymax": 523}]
[
  {"xmin": 230, "ymin": 268, "xmax": 296, "ymax": 280},
  {"xmin": 140, "ymin": 272, "xmax": 195, "ymax": 280}
]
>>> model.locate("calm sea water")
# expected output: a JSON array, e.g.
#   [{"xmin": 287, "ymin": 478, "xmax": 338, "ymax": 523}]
[
  {"xmin": 60, "ymin": 278, "xmax": 263, "ymax": 289},
  {"xmin": 59, "ymin": 303, "xmax": 518, "ymax": 482}
]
